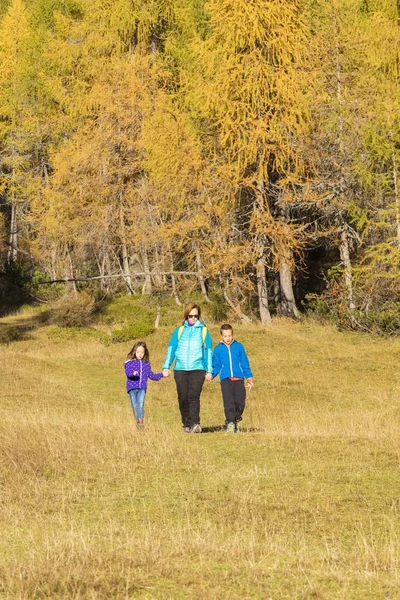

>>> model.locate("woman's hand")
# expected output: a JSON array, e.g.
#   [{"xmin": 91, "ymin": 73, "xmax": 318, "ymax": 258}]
[
  {"xmin": 162, "ymin": 369, "xmax": 170, "ymax": 377},
  {"xmin": 205, "ymin": 372, "xmax": 213, "ymax": 382}
]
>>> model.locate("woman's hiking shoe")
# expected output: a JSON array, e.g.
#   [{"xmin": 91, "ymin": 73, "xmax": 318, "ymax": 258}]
[
  {"xmin": 191, "ymin": 424, "xmax": 202, "ymax": 433},
  {"xmin": 226, "ymin": 422, "xmax": 235, "ymax": 433},
  {"xmin": 183, "ymin": 426, "xmax": 191, "ymax": 433}
]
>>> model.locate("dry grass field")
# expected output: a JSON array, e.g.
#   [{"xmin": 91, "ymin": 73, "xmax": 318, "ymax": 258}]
[{"xmin": 0, "ymin": 312, "xmax": 399, "ymax": 599}]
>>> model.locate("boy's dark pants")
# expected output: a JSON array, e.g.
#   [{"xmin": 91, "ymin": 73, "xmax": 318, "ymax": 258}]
[
  {"xmin": 174, "ymin": 370, "xmax": 205, "ymax": 427},
  {"xmin": 221, "ymin": 378, "xmax": 246, "ymax": 424}
]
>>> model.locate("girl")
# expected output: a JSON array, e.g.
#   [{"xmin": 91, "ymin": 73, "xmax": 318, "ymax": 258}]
[{"xmin": 124, "ymin": 341, "xmax": 165, "ymax": 429}]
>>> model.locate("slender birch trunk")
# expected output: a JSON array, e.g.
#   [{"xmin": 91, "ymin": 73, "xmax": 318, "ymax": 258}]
[
  {"xmin": 253, "ymin": 166, "xmax": 272, "ymax": 324},
  {"xmin": 194, "ymin": 242, "xmax": 211, "ymax": 303},
  {"xmin": 141, "ymin": 244, "xmax": 152, "ymax": 295},
  {"xmin": 256, "ymin": 254, "xmax": 272, "ymax": 325},
  {"xmin": 119, "ymin": 206, "xmax": 133, "ymax": 294},
  {"xmin": 154, "ymin": 295, "xmax": 161, "ymax": 328},
  {"xmin": 7, "ymin": 201, "xmax": 18, "ymax": 263},
  {"xmin": 339, "ymin": 226, "xmax": 355, "ymax": 310},
  {"xmin": 168, "ymin": 244, "xmax": 181, "ymax": 305},
  {"xmin": 50, "ymin": 242, "xmax": 57, "ymax": 281},
  {"xmin": 66, "ymin": 245, "xmax": 77, "ymax": 295}
]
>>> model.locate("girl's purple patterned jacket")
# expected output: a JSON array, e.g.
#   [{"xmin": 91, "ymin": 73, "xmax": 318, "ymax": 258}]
[{"xmin": 124, "ymin": 359, "xmax": 163, "ymax": 392}]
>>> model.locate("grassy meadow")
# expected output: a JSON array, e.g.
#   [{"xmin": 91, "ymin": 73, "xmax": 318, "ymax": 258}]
[{"xmin": 0, "ymin": 309, "xmax": 400, "ymax": 599}]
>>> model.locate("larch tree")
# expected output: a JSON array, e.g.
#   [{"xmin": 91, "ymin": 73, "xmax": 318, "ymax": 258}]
[
  {"xmin": 306, "ymin": 0, "xmax": 400, "ymax": 315},
  {"xmin": 350, "ymin": 0, "xmax": 400, "ymax": 307},
  {"xmin": 0, "ymin": 0, "xmax": 42, "ymax": 263},
  {"xmin": 183, "ymin": 0, "xmax": 315, "ymax": 321},
  {"xmin": 31, "ymin": 0, "xmax": 178, "ymax": 290}
]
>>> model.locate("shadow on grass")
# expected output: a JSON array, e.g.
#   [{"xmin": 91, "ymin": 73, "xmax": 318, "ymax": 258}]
[
  {"xmin": 0, "ymin": 311, "xmax": 50, "ymax": 344},
  {"xmin": 201, "ymin": 425, "xmax": 266, "ymax": 434},
  {"xmin": 0, "ymin": 321, "xmax": 35, "ymax": 344},
  {"xmin": 201, "ymin": 425, "xmax": 224, "ymax": 433}
]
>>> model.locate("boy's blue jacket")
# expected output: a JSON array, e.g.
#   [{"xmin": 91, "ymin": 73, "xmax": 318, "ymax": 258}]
[
  {"xmin": 212, "ymin": 340, "xmax": 253, "ymax": 381},
  {"xmin": 162, "ymin": 320, "xmax": 213, "ymax": 372}
]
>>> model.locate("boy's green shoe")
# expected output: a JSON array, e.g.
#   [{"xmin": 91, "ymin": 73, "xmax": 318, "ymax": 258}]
[{"xmin": 226, "ymin": 422, "xmax": 235, "ymax": 433}]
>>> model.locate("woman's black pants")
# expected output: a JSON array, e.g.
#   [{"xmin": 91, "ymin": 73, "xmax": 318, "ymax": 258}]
[{"xmin": 174, "ymin": 370, "xmax": 205, "ymax": 427}]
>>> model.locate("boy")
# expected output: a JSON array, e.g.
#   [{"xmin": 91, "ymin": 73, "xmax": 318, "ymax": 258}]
[{"xmin": 212, "ymin": 324, "xmax": 254, "ymax": 433}]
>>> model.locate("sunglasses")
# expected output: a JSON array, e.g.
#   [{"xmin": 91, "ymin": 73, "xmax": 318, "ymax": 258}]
[{"xmin": 188, "ymin": 314, "xmax": 199, "ymax": 319}]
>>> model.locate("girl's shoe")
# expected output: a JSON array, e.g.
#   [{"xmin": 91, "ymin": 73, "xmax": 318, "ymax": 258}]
[{"xmin": 136, "ymin": 419, "xmax": 144, "ymax": 430}]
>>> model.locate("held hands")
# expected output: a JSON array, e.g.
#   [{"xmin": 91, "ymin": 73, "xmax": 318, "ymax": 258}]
[
  {"xmin": 162, "ymin": 369, "xmax": 170, "ymax": 378},
  {"xmin": 205, "ymin": 372, "xmax": 213, "ymax": 382}
]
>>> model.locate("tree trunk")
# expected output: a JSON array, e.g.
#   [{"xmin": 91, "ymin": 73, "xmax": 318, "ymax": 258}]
[
  {"xmin": 50, "ymin": 242, "xmax": 58, "ymax": 281},
  {"xmin": 279, "ymin": 252, "xmax": 300, "ymax": 319},
  {"xmin": 154, "ymin": 295, "xmax": 161, "ymax": 328},
  {"xmin": 194, "ymin": 242, "xmax": 211, "ymax": 303},
  {"xmin": 7, "ymin": 202, "xmax": 18, "ymax": 263},
  {"xmin": 119, "ymin": 207, "xmax": 133, "ymax": 294},
  {"xmin": 333, "ymin": 4, "xmax": 344, "ymax": 150},
  {"xmin": 339, "ymin": 226, "xmax": 355, "ymax": 310},
  {"xmin": 66, "ymin": 245, "xmax": 77, "ymax": 295},
  {"xmin": 153, "ymin": 244, "xmax": 163, "ymax": 288},
  {"xmin": 393, "ymin": 150, "xmax": 400, "ymax": 242},
  {"xmin": 256, "ymin": 255, "xmax": 272, "ymax": 325},
  {"xmin": 168, "ymin": 244, "xmax": 181, "ymax": 305},
  {"xmin": 390, "ymin": 133, "xmax": 400, "ymax": 242},
  {"xmin": 141, "ymin": 244, "xmax": 152, "ymax": 295},
  {"xmin": 219, "ymin": 274, "xmax": 251, "ymax": 323},
  {"xmin": 273, "ymin": 275, "xmax": 281, "ymax": 314},
  {"xmin": 253, "ymin": 143, "xmax": 271, "ymax": 324}
]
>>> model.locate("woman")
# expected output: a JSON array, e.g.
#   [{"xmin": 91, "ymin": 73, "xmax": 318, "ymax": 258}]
[{"xmin": 162, "ymin": 303, "xmax": 213, "ymax": 433}]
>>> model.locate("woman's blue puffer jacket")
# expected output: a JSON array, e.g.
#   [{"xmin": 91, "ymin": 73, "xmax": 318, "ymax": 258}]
[{"xmin": 162, "ymin": 320, "xmax": 213, "ymax": 372}]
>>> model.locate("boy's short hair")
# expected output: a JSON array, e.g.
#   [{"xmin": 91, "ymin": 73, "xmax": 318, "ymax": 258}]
[{"xmin": 220, "ymin": 323, "xmax": 233, "ymax": 334}]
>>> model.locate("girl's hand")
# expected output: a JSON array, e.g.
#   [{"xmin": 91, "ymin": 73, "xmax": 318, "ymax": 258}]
[{"xmin": 133, "ymin": 371, "xmax": 138, "ymax": 376}]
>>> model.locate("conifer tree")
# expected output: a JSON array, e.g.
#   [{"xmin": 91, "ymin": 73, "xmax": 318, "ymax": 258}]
[
  {"xmin": 307, "ymin": 0, "xmax": 400, "ymax": 314},
  {"xmin": 350, "ymin": 0, "xmax": 400, "ymax": 305},
  {"xmin": 183, "ymin": 0, "xmax": 314, "ymax": 320},
  {"xmin": 0, "ymin": 0, "xmax": 38, "ymax": 262}
]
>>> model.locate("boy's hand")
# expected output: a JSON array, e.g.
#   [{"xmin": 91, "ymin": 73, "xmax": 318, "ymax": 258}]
[
  {"xmin": 246, "ymin": 378, "xmax": 254, "ymax": 389},
  {"xmin": 162, "ymin": 369, "xmax": 170, "ymax": 377},
  {"xmin": 205, "ymin": 373, "xmax": 213, "ymax": 382}
]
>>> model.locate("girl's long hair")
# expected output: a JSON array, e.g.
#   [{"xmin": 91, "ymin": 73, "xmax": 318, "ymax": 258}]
[{"xmin": 127, "ymin": 341, "xmax": 149, "ymax": 362}]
